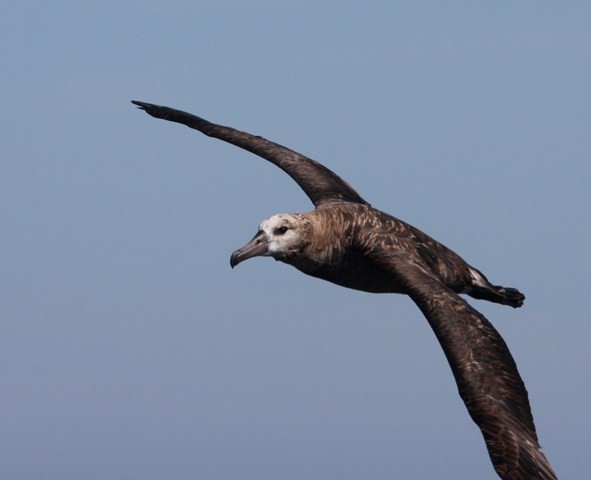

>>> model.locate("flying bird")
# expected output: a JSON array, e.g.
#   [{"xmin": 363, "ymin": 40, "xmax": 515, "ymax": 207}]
[{"xmin": 132, "ymin": 100, "xmax": 556, "ymax": 480}]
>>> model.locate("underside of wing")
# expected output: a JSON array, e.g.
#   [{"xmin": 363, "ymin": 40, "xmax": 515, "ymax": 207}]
[
  {"xmin": 369, "ymin": 251, "xmax": 556, "ymax": 479},
  {"xmin": 132, "ymin": 101, "xmax": 369, "ymax": 208}
]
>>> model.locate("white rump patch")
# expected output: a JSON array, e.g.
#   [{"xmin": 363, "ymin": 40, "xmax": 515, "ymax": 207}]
[{"xmin": 469, "ymin": 267, "xmax": 488, "ymax": 288}]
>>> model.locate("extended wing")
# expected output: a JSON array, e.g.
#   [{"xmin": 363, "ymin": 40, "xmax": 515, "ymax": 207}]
[
  {"xmin": 132, "ymin": 101, "xmax": 368, "ymax": 208},
  {"xmin": 367, "ymin": 249, "xmax": 556, "ymax": 479}
]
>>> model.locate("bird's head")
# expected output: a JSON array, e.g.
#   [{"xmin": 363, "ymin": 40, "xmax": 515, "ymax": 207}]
[{"xmin": 230, "ymin": 214, "xmax": 309, "ymax": 268}]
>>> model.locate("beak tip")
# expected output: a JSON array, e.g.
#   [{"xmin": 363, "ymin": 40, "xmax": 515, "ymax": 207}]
[
  {"xmin": 229, "ymin": 251, "xmax": 241, "ymax": 269},
  {"xmin": 229, "ymin": 231, "xmax": 268, "ymax": 268}
]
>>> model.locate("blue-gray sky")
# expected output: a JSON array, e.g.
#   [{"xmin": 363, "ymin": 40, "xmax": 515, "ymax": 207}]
[{"xmin": 2, "ymin": 2, "xmax": 589, "ymax": 479}]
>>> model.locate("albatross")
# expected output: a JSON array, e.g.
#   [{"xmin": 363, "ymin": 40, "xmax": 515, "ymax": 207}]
[{"xmin": 132, "ymin": 100, "xmax": 556, "ymax": 480}]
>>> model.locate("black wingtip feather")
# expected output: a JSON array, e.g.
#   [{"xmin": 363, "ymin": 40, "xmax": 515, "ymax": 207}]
[{"xmin": 131, "ymin": 100, "xmax": 157, "ymax": 113}]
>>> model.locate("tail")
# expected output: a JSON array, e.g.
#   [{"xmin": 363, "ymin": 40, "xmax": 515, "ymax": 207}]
[{"xmin": 466, "ymin": 268, "xmax": 525, "ymax": 308}]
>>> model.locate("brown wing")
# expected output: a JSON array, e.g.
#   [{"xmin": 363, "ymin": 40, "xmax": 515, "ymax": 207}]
[
  {"xmin": 131, "ymin": 101, "xmax": 368, "ymax": 208},
  {"xmin": 366, "ymin": 249, "xmax": 556, "ymax": 479}
]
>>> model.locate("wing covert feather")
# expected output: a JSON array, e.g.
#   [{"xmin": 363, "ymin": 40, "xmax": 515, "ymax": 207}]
[
  {"xmin": 131, "ymin": 101, "xmax": 368, "ymax": 207},
  {"xmin": 371, "ymin": 252, "xmax": 556, "ymax": 480}
]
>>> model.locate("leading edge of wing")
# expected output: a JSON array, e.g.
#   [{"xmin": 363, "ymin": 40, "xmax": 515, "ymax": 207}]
[
  {"xmin": 131, "ymin": 100, "xmax": 369, "ymax": 208},
  {"xmin": 371, "ymin": 251, "xmax": 556, "ymax": 479}
]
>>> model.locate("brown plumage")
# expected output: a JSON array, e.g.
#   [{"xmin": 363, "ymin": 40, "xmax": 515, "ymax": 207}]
[{"xmin": 132, "ymin": 100, "xmax": 556, "ymax": 480}]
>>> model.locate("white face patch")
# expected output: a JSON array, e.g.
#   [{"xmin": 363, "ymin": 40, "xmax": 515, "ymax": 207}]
[{"xmin": 259, "ymin": 214, "xmax": 302, "ymax": 257}]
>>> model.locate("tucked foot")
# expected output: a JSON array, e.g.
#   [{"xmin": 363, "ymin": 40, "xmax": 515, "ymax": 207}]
[
  {"xmin": 468, "ymin": 283, "xmax": 525, "ymax": 308},
  {"xmin": 465, "ymin": 267, "xmax": 525, "ymax": 308},
  {"xmin": 493, "ymin": 286, "xmax": 525, "ymax": 308}
]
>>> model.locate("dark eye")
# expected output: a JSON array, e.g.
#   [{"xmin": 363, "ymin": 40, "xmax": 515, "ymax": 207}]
[{"xmin": 275, "ymin": 226, "xmax": 288, "ymax": 235}]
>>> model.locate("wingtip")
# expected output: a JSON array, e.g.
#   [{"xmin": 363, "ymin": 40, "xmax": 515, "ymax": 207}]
[
  {"xmin": 131, "ymin": 99, "xmax": 151, "ymax": 110},
  {"xmin": 131, "ymin": 100, "xmax": 164, "ymax": 119}
]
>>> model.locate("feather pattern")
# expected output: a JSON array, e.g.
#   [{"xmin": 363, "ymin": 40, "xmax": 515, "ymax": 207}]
[
  {"xmin": 131, "ymin": 101, "xmax": 367, "ymax": 207},
  {"xmin": 132, "ymin": 100, "xmax": 556, "ymax": 479}
]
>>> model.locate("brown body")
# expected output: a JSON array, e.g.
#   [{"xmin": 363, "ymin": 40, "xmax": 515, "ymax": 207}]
[
  {"xmin": 267, "ymin": 204, "xmax": 521, "ymax": 308},
  {"xmin": 281, "ymin": 204, "xmax": 468, "ymax": 293},
  {"xmin": 132, "ymin": 100, "xmax": 556, "ymax": 480}
]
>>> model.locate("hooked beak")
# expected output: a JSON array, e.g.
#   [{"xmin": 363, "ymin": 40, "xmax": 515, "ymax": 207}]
[{"xmin": 230, "ymin": 230, "xmax": 269, "ymax": 268}]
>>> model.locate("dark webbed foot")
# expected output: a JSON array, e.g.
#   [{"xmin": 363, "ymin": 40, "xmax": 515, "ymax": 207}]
[
  {"xmin": 468, "ymin": 283, "xmax": 525, "ymax": 308},
  {"xmin": 493, "ymin": 286, "xmax": 525, "ymax": 308},
  {"xmin": 464, "ymin": 267, "xmax": 525, "ymax": 308}
]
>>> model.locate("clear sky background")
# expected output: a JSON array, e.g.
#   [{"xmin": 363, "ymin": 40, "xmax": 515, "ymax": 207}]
[{"xmin": 2, "ymin": 2, "xmax": 589, "ymax": 479}]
